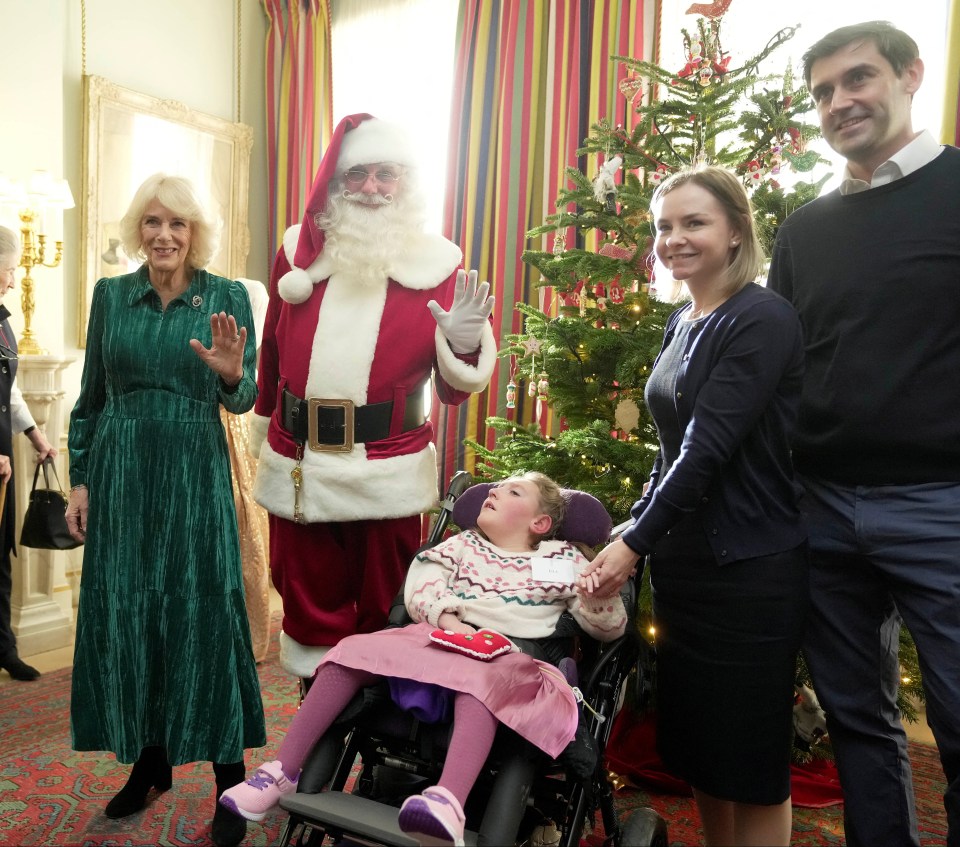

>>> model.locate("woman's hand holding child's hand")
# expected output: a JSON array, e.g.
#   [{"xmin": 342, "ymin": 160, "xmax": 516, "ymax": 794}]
[{"xmin": 577, "ymin": 539, "xmax": 639, "ymax": 597}]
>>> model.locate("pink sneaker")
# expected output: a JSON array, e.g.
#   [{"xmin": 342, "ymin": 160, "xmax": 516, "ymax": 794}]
[
  {"xmin": 398, "ymin": 785, "xmax": 466, "ymax": 846},
  {"xmin": 218, "ymin": 760, "xmax": 298, "ymax": 822}
]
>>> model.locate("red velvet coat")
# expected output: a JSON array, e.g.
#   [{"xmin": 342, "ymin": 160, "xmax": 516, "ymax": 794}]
[{"xmin": 252, "ymin": 224, "xmax": 496, "ymax": 523}]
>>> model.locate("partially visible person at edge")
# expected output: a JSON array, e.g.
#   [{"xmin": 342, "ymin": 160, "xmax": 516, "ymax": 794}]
[
  {"xmin": 220, "ymin": 472, "xmax": 627, "ymax": 846},
  {"xmin": 65, "ymin": 174, "xmax": 265, "ymax": 847},
  {"xmin": 0, "ymin": 225, "xmax": 57, "ymax": 682},
  {"xmin": 767, "ymin": 21, "xmax": 960, "ymax": 847},
  {"xmin": 249, "ymin": 114, "xmax": 496, "ymax": 687},
  {"xmin": 579, "ymin": 166, "xmax": 809, "ymax": 846}
]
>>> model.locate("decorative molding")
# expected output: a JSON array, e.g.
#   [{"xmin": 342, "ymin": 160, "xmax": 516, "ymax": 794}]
[{"xmin": 79, "ymin": 75, "xmax": 252, "ymax": 346}]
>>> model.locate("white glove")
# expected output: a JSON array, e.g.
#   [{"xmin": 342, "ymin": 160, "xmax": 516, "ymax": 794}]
[{"xmin": 428, "ymin": 269, "xmax": 495, "ymax": 354}]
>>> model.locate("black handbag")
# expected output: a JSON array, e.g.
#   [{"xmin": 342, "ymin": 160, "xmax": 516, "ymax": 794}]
[{"xmin": 19, "ymin": 457, "xmax": 83, "ymax": 550}]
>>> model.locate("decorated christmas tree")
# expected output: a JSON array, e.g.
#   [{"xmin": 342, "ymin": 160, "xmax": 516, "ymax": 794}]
[
  {"xmin": 466, "ymin": 9, "xmax": 927, "ymax": 735},
  {"xmin": 468, "ymin": 11, "xmax": 829, "ymax": 520}
]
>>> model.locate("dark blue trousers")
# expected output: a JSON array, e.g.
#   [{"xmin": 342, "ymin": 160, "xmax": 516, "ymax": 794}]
[{"xmin": 800, "ymin": 475, "xmax": 960, "ymax": 847}]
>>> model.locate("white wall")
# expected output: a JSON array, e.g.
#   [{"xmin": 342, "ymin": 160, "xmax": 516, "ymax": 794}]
[{"xmin": 0, "ymin": 0, "xmax": 269, "ymax": 430}]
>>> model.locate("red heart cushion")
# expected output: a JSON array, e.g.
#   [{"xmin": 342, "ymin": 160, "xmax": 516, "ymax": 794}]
[{"xmin": 429, "ymin": 628, "xmax": 514, "ymax": 661}]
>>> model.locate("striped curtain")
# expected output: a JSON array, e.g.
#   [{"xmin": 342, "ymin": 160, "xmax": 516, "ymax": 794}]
[
  {"xmin": 262, "ymin": 0, "xmax": 334, "ymax": 258},
  {"xmin": 944, "ymin": 0, "xmax": 960, "ymax": 145},
  {"xmin": 435, "ymin": 0, "xmax": 651, "ymax": 483}
]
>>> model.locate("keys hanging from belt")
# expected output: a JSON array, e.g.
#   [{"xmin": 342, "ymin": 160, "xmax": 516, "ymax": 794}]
[{"xmin": 291, "ymin": 444, "xmax": 305, "ymax": 524}]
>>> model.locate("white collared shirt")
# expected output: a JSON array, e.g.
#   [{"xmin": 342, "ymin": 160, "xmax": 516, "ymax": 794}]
[{"xmin": 839, "ymin": 130, "xmax": 944, "ymax": 195}]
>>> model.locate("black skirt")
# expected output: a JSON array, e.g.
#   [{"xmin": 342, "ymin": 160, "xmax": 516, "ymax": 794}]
[{"xmin": 650, "ymin": 521, "xmax": 809, "ymax": 805}]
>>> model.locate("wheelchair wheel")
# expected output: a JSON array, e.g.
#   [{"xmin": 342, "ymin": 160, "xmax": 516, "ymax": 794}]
[{"xmin": 620, "ymin": 807, "xmax": 668, "ymax": 847}]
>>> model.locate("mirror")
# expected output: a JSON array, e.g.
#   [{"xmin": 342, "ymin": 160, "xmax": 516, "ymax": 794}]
[{"xmin": 79, "ymin": 75, "xmax": 253, "ymax": 346}]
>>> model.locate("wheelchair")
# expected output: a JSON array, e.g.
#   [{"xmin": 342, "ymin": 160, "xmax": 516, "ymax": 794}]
[{"xmin": 275, "ymin": 472, "xmax": 668, "ymax": 847}]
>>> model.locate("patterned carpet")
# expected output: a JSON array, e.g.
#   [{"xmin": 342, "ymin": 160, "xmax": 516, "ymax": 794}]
[{"xmin": 0, "ymin": 622, "xmax": 949, "ymax": 846}]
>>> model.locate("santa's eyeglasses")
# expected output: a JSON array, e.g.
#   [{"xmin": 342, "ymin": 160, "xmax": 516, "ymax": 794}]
[{"xmin": 341, "ymin": 167, "xmax": 404, "ymax": 188}]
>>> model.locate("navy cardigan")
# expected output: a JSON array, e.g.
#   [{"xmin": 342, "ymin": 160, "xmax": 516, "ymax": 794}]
[{"xmin": 620, "ymin": 282, "xmax": 807, "ymax": 565}]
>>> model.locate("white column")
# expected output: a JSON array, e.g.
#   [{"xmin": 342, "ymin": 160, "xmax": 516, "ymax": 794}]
[{"xmin": 10, "ymin": 354, "xmax": 76, "ymax": 655}]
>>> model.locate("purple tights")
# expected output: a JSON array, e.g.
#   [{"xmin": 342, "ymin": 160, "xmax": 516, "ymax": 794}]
[{"xmin": 275, "ymin": 662, "xmax": 498, "ymax": 806}]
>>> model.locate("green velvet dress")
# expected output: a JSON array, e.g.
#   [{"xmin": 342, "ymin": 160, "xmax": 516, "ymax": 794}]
[{"xmin": 69, "ymin": 267, "xmax": 266, "ymax": 766}]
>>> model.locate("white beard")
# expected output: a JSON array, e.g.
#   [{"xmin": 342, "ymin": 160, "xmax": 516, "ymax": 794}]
[{"xmin": 317, "ymin": 188, "xmax": 426, "ymax": 288}]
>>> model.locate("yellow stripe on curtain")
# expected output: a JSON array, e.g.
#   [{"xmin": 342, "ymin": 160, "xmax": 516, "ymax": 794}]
[
  {"xmin": 262, "ymin": 0, "xmax": 334, "ymax": 258},
  {"xmin": 437, "ymin": 0, "xmax": 651, "ymax": 484},
  {"xmin": 943, "ymin": 0, "xmax": 960, "ymax": 145}
]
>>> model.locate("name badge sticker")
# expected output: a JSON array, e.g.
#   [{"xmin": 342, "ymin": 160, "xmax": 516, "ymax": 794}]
[{"xmin": 531, "ymin": 557, "xmax": 576, "ymax": 585}]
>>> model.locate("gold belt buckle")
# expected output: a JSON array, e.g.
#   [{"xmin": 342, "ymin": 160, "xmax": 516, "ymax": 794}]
[{"xmin": 307, "ymin": 398, "xmax": 354, "ymax": 452}]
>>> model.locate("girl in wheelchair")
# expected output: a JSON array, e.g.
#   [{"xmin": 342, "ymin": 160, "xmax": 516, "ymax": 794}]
[{"xmin": 220, "ymin": 471, "xmax": 626, "ymax": 845}]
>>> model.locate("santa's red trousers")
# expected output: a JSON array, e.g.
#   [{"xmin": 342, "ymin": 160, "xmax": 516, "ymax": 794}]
[{"xmin": 269, "ymin": 514, "xmax": 422, "ymax": 646}]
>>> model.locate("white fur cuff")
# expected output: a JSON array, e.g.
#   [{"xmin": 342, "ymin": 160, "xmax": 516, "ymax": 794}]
[{"xmin": 434, "ymin": 323, "xmax": 497, "ymax": 394}]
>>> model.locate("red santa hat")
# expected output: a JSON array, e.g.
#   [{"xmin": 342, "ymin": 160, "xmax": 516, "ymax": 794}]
[{"xmin": 278, "ymin": 113, "xmax": 418, "ymax": 303}]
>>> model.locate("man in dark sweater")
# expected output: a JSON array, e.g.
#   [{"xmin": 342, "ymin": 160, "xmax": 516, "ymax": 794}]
[{"xmin": 768, "ymin": 21, "xmax": 960, "ymax": 847}]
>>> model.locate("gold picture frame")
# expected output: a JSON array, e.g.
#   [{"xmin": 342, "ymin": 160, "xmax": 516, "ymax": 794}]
[{"xmin": 79, "ymin": 75, "xmax": 253, "ymax": 346}]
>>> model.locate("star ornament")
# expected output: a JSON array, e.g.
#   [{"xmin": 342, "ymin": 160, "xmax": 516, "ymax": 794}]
[{"xmin": 522, "ymin": 337, "xmax": 543, "ymax": 356}]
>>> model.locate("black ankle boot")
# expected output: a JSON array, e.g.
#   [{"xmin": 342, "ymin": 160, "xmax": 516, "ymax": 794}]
[
  {"xmin": 105, "ymin": 746, "xmax": 172, "ymax": 819},
  {"xmin": 212, "ymin": 760, "xmax": 247, "ymax": 847}
]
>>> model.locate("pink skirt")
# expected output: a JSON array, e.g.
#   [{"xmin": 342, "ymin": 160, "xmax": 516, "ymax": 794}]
[{"xmin": 321, "ymin": 622, "xmax": 579, "ymax": 758}]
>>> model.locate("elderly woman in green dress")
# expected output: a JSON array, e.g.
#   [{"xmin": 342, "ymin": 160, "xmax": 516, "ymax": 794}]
[{"xmin": 65, "ymin": 173, "xmax": 265, "ymax": 847}]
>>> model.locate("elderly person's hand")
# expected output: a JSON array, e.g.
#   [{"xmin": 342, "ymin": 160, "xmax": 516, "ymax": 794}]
[
  {"xmin": 428, "ymin": 269, "xmax": 494, "ymax": 354},
  {"xmin": 26, "ymin": 429, "xmax": 57, "ymax": 463},
  {"xmin": 66, "ymin": 485, "xmax": 89, "ymax": 543},
  {"xmin": 577, "ymin": 538, "xmax": 640, "ymax": 598},
  {"xmin": 189, "ymin": 311, "xmax": 246, "ymax": 386}
]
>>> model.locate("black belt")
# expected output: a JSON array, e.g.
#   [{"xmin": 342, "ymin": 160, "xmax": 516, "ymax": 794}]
[{"xmin": 281, "ymin": 387, "xmax": 425, "ymax": 452}]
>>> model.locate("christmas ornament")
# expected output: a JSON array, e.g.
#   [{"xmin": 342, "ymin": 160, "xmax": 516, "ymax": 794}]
[
  {"xmin": 618, "ymin": 76, "xmax": 643, "ymax": 103},
  {"xmin": 563, "ymin": 280, "xmax": 585, "ymax": 309},
  {"xmin": 528, "ymin": 379, "xmax": 538, "ymax": 398},
  {"xmin": 522, "ymin": 337, "xmax": 543, "ymax": 356},
  {"xmin": 553, "ymin": 233, "xmax": 566, "ymax": 257},
  {"xmin": 769, "ymin": 143, "xmax": 783, "ymax": 175},
  {"xmin": 685, "ymin": 0, "xmax": 732, "ymax": 18},
  {"xmin": 615, "ymin": 397, "xmax": 641, "ymax": 432},
  {"xmin": 593, "ymin": 155, "xmax": 623, "ymax": 213},
  {"xmin": 609, "ymin": 280, "xmax": 625, "ymax": 303},
  {"xmin": 537, "ymin": 372, "xmax": 550, "ymax": 402},
  {"xmin": 598, "ymin": 242, "xmax": 635, "ymax": 262},
  {"xmin": 505, "ymin": 380, "xmax": 517, "ymax": 409},
  {"xmin": 649, "ymin": 164, "xmax": 669, "ymax": 186}
]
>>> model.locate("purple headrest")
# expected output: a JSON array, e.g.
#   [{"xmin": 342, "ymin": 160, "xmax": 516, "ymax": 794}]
[{"xmin": 451, "ymin": 483, "xmax": 613, "ymax": 547}]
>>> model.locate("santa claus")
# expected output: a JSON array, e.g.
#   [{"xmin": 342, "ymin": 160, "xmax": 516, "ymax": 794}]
[{"xmin": 251, "ymin": 114, "xmax": 496, "ymax": 679}]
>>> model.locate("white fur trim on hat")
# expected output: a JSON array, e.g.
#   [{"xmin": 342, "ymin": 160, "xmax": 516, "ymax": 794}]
[
  {"xmin": 278, "ymin": 266, "xmax": 314, "ymax": 304},
  {"xmin": 337, "ymin": 119, "xmax": 417, "ymax": 171}
]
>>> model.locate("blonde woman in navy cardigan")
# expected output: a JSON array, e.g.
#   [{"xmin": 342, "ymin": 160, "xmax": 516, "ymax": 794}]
[{"xmin": 580, "ymin": 166, "xmax": 808, "ymax": 847}]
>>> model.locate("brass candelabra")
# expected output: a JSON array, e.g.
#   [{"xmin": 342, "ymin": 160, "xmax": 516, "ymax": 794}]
[{"xmin": 17, "ymin": 208, "xmax": 63, "ymax": 356}]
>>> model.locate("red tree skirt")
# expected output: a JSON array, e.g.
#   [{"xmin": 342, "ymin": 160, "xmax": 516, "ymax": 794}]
[{"xmin": 605, "ymin": 709, "xmax": 843, "ymax": 808}]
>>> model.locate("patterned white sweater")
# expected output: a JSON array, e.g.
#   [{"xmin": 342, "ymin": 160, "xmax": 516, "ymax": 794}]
[{"xmin": 404, "ymin": 530, "xmax": 627, "ymax": 642}]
